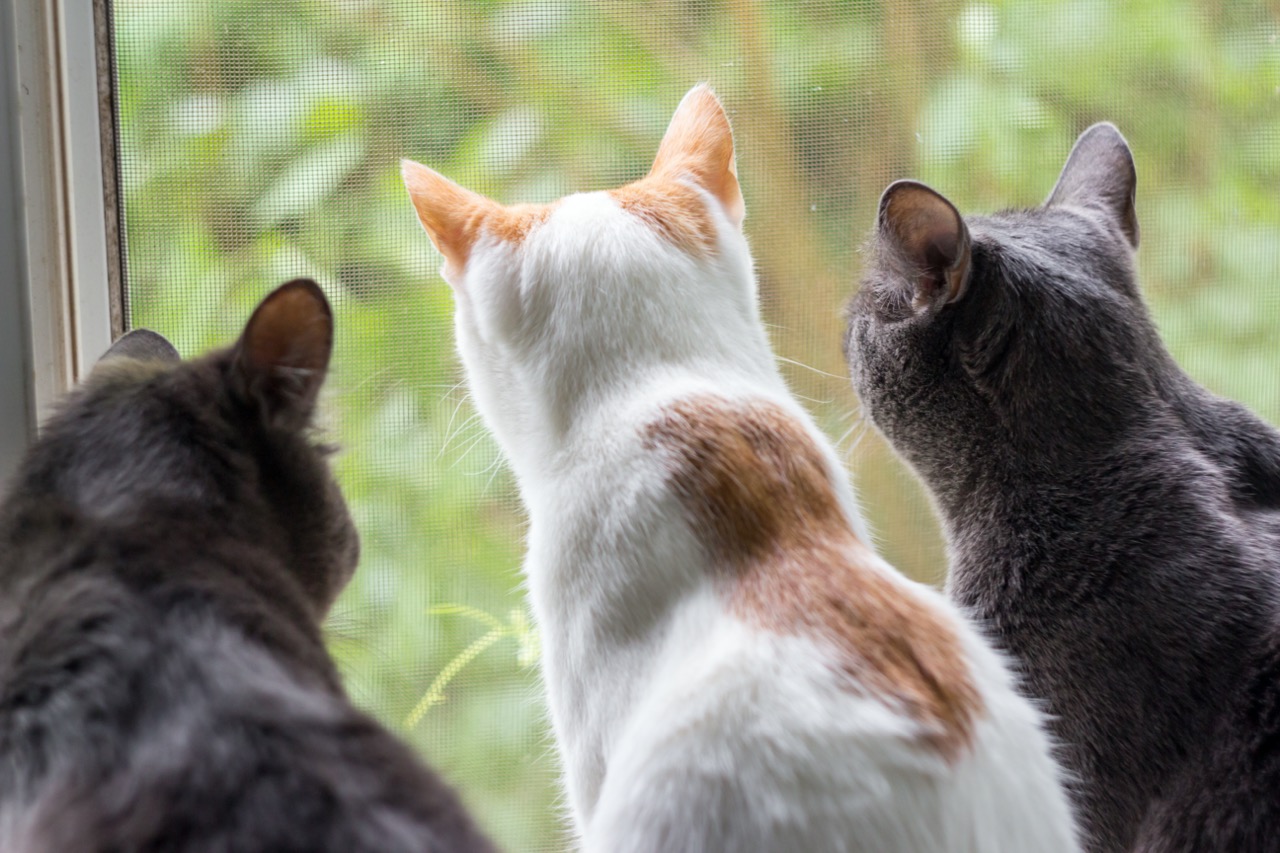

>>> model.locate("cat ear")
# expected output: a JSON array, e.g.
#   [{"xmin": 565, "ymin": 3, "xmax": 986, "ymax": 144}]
[
  {"xmin": 98, "ymin": 329, "xmax": 181, "ymax": 365},
  {"xmin": 877, "ymin": 180, "xmax": 972, "ymax": 312},
  {"xmin": 401, "ymin": 159, "xmax": 499, "ymax": 280},
  {"xmin": 1046, "ymin": 123, "xmax": 1139, "ymax": 248},
  {"xmin": 649, "ymin": 84, "xmax": 745, "ymax": 228},
  {"xmin": 233, "ymin": 278, "xmax": 333, "ymax": 430}
]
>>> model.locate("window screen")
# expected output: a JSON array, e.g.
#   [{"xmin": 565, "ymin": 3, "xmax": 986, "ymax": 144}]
[{"xmin": 107, "ymin": 1, "xmax": 1280, "ymax": 848}]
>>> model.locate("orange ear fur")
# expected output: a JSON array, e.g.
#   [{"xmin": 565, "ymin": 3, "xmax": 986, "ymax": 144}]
[
  {"xmin": 649, "ymin": 85, "xmax": 745, "ymax": 227},
  {"xmin": 401, "ymin": 160, "xmax": 498, "ymax": 277}
]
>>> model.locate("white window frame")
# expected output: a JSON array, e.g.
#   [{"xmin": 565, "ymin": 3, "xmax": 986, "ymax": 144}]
[{"xmin": 0, "ymin": 0, "xmax": 116, "ymax": 481}]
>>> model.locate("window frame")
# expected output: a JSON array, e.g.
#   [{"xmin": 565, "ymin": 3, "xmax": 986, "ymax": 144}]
[{"xmin": 0, "ymin": 0, "xmax": 118, "ymax": 481}]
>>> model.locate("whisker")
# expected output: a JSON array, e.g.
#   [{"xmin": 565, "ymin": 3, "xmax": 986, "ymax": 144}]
[
  {"xmin": 835, "ymin": 421, "xmax": 860, "ymax": 449},
  {"xmin": 438, "ymin": 411, "xmax": 482, "ymax": 458},
  {"xmin": 839, "ymin": 419, "xmax": 873, "ymax": 460},
  {"xmin": 463, "ymin": 447, "xmax": 507, "ymax": 479},
  {"xmin": 449, "ymin": 430, "xmax": 495, "ymax": 469},
  {"xmin": 775, "ymin": 355, "xmax": 848, "ymax": 381},
  {"xmin": 436, "ymin": 393, "xmax": 474, "ymax": 458},
  {"xmin": 344, "ymin": 363, "xmax": 399, "ymax": 393},
  {"xmin": 480, "ymin": 455, "xmax": 510, "ymax": 494}
]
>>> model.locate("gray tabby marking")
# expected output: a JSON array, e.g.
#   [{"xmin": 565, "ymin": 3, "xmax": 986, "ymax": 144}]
[{"xmin": 844, "ymin": 125, "xmax": 1280, "ymax": 853}]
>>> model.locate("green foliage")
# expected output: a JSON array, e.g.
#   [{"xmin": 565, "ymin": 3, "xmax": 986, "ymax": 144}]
[{"xmin": 113, "ymin": 1, "xmax": 1280, "ymax": 848}]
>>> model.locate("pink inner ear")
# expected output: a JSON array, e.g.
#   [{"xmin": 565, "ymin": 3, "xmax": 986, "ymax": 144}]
[
  {"xmin": 880, "ymin": 182, "xmax": 970, "ymax": 306},
  {"xmin": 650, "ymin": 86, "xmax": 744, "ymax": 226},
  {"xmin": 244, "ymin": 282, "xmax": 332, "ymax": 374}
]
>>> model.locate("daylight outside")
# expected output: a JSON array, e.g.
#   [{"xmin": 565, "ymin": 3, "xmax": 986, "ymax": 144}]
[{"xmin": 110, "ymin": 1, "xmax": 1280, "ymax": 848}]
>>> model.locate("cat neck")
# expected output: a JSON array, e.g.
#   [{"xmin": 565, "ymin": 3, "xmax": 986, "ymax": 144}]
[{"xmin": 505, "ymin": 353, "xmax": 791, "ymax": 492}]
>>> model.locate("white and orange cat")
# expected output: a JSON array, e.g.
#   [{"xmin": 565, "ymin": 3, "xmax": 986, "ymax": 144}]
[{"xmin": 403, "ymin": 86, "xmax": 1080, "ymax": 852}]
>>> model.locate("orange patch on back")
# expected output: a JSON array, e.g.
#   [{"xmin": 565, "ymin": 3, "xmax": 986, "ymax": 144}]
[
  {"xmin": 643, "ymin": 396, "xmax": 983, "ymax": 761},
  {"xmin": 609, "ymin": 178, "xmax": 719, "ymax": 258}
]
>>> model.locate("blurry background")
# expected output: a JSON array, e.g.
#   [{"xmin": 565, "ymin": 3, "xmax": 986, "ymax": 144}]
[{"xmin": 108, "ymin": 1, "xmax": 1280, "ymax": 847}]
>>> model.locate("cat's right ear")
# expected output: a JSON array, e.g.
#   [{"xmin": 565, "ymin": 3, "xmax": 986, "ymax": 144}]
[
  {"xmin": 232, "ymin": 279, "xmax": 333, "ymax": 430},
  {"xmin": 1046, "ymin": 123, "xmax": 1139, "ymax": 248},
  {"xmin": 876, "ymin": 180, "xmax": 972, "ymax": 312},
  {"xmin": 401, "ymin": 160, "xmax": 498, "ymax": 284},
  {"xmin": 649, "ymin": 84, "xmax": 745, "ymax": 228}
]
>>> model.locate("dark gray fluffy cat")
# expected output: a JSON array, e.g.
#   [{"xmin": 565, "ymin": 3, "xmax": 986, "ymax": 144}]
[
  {"xmin": 844, "ymin": 126, "xmax": 1280, "ymax": 853},
  {"xmin": 0, "ymin": 280, "xmax": 496, "ymax": 852}
]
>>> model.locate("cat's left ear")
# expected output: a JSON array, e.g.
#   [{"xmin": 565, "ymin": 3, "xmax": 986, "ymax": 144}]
[
  {"xmin": 1047, "ymin": 123, "xmax": 1139, "ymax": 248},
  {"xmin": 98, "ymin": 329, "xmax": 181, "ymax": 365},
  {"xmin": 401, "ymin": 160, "xmax": 501, "ymax": 282},
  {"xmin": 233, "ymin": 278, "xmax": 333, "ymax": 430},
  {"xmin": 650, "ymin": 84, "xmax": 745, "ymax": 228},
  {"xmin": 876, "ymin": 180, "xmax": 972, "ymax": 312}
]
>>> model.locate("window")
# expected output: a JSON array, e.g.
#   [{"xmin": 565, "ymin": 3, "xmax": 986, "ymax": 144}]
[{"xmin": 4, "ymin": 1, "xmax": 1277, "ymax": 849}]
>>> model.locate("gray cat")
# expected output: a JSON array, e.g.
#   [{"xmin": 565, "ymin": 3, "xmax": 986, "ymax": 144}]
[
  {"xmin": 0, "ymin": 279, "xmax": 496, "ymax": 852},
  {"xmin": 843, "ymin": 126, "xmax": 1280, "ymax": 853}
]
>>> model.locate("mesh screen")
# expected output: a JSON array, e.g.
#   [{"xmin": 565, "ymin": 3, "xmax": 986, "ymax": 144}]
[{"xmin": 109, "ymin": 1, "xmax": 1280, "ymax": 848}]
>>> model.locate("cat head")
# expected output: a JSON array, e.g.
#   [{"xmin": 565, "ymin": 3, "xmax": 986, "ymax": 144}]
[
  {"xmin": 14, "ymin": 279, "xmax": 358, "ymax": 614},
  {"xmin": 402, "ymin": 86, "xmax": 772, "ymax": 473},
  {"xmin": 845, "ymin": 125, "xmax": 1172, "ymax": 495}
]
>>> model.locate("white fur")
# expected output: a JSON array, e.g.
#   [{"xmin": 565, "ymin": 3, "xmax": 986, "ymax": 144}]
[{"xmin": 445, "ymin": 184, "xmax": 1080, "ymax": 851}]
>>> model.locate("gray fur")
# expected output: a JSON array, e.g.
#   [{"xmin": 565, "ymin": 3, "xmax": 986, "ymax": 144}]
[
  {"xmin": 0, "ymin": 280, "xmax": 496, "ymax": 852},
  {"xmin": 844, "ymin": 126, "xmax": 1280, "ymax": 852},
  {"xmin": 100, "ymin": 329, "xmax": 182, "ymax": 364}
]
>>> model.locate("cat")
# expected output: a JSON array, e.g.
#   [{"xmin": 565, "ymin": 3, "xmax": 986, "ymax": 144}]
[
  {"xmin": 402, "ymin": 85, "xmax": 1080, "ymax": 852},
  {"xmin": 844, "ymin": 124, "xmax": 1280, "ymax": 853},
  {"xmin": 0, "ymin": 279, "xmax": 496, "ymax": 853}
]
